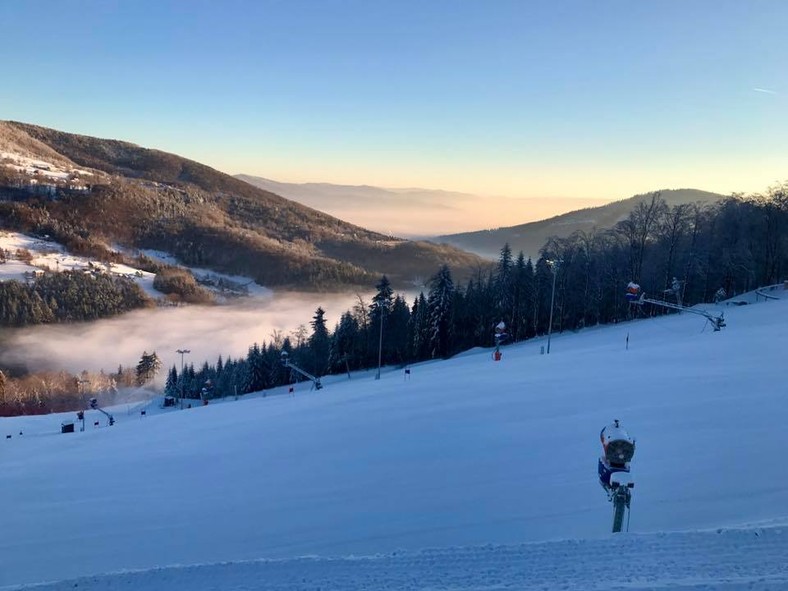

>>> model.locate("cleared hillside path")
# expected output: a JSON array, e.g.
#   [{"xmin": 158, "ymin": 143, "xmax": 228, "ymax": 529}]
[{"xmin": 11, "ymin": 525, "xmax": 788, "ymax": 591}]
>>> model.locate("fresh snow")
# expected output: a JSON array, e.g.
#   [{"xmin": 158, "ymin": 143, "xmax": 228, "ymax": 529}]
[
  {"xmin": 140, "ymin": 249, "xmax": 272, "ymax": 299},
  {"xmin": 1, "ymin": 291, "xmax": 787, "ymax": 589},
  {"xmin": 0, "ymin": 150, "xmax": 93, "ymax": 183},
  {"xmin": 0, "ymin": 231, "xmax": 164, "ymax": 299},
  {"xmin": 0, "ymin": 231, "xmax": 270, "ymax": 302}
]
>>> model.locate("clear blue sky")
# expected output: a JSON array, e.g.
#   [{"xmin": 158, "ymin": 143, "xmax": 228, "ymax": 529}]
[{"xmin": 1, "ymin": 0, "xmax": 785, "ymax": 203}]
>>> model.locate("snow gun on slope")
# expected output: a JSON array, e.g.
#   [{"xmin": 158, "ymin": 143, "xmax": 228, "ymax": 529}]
[
  {"xmin": 626, "ymin": 282, "xmax": 725, "ymax": 331},
  {"xmin": 598, "ymin": 419, "xmax": 635, "ymax": 533},
  {"xmin": 89, "ymin": 397, "xmax": 115, "ymax": 426},
  {"xmin": 280, "ymin": 351, "xmax": 322, "ymax": 390}
]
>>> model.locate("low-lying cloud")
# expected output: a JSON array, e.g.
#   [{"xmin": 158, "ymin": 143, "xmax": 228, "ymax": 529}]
[{"xmin": 0, "ymin": 291, "xmax": 369, "ymax": 379}]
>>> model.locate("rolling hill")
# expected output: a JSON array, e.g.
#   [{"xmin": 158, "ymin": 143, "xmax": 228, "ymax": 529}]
[
  {"xmin": 0, "ymin": 121, "xmax": 488, "ymax": 290},
  {"xmin": 436, "ymin": 188, "xmax": 726, "ymax": 260}
]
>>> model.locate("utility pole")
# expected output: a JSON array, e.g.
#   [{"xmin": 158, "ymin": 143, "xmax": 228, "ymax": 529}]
[
  {"xmin": 546, "ymin": 259, "xmax": 560, "ymax": 354},
  {"xmin": 176, "ymin": 348, "xmax": 190, "ymax": 408}
]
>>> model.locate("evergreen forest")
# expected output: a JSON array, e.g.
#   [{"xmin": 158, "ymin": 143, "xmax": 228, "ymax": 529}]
[{"xmin": 164, "ymin": 188, "xmax": 787, "ymax": 402}]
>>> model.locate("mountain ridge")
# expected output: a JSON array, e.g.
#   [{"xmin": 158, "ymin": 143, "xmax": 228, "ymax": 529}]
[
  {"xmin": 436, "ymin": 188, "xmax": 727, "ymax": 259},
  {"xmin": 0, "ymin": 121, "xmax": 489, "ymax": 290}
]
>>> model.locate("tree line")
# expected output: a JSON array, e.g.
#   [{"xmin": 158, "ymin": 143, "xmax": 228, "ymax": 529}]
[
  {"xmin": 2, "ymin": 186, "xmax": 785, "ymax": 413},
  {"xmin": 0, "ymin": 270, "xmax": 152, "ymax": 327},
  {"xmin": 166, "ymin": 187, "xmax": 787, "ymax": 400}
]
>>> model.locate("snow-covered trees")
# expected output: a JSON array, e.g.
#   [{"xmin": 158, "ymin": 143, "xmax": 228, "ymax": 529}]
[
  {"xmin": 4, "ymin": 186, "xmax": 786, "ymax": 416},
  {"xmin": 164, "ymin": 366, "xmax": 178, "ymax": 398},
  {"xmin": 308, "ymin": 307, "xmax": 330, "ymax": 376},
  {"xmin": 0, "ymin": 271, "xmax": 151, "ymax": 327},
  {"xmin": 135, "ymin": 351, "xmax": 162, "ymax": 386},
  {"xmin": 427, "ymin": 265, "xmax": 455, "ymax": 358}
]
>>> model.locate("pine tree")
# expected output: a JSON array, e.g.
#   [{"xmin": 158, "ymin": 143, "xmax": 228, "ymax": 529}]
[
  {"xmin": 370, "ymin": 275, "xmax": 394, "ymax": 367},
  {"xmin": 409, "ymin": 292, "xmax": 430, "ymax": 361},
  {"xmin": 164, "ymin": 365, "xmax": 178, "ymax": 397},
  {"xmin": 245, "ymin": 343, "xmax": 267, "ymax": 393},
  {"xmin": 308, "ymin": 307, "xmax": 330, "ymax": 376},
  {"xmin": 427, "ymin": 265, "xmax": 455, "ymax": 358},
  {"xmin": 135, "ymin": 351, "xmax": 162, "ymax": 386},
  {"xmin": 387, "ymin": 295, "xmax": 411, "ymax": 364},
  {"xmin": 330, "ymin": 311, "xmax": 360, "ymax": 373}
]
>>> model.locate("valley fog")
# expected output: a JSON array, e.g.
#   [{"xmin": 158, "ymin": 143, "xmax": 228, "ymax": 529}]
[{"xmin": 0, "ymin": 291, "xmax": 371, "ymax": 380}]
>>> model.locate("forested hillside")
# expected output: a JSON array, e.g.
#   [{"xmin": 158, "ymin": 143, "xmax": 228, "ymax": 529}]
[
  {"xmin": 0, "ymin": 270, "xmax": 151, "ymax": 326},
  {"xmin": 0, "ymin": 121, "xmax": 487, "ymax": 290},
  {"xmin": 438, "ymin": 188, "xmax": 725, "ymax": 259}
]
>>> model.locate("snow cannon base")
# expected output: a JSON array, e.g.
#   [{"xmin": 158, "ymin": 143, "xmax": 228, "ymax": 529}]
[
  {"xmin": 598, "ymin": 458, "xmax": 629, "ymax": 491},
  {"xmin": 610, "ymin": 471, "xmax": 634, "ymax": 490}
]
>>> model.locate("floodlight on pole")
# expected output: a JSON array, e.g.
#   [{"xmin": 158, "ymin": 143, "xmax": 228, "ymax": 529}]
[
  {"xmin": 176, "ymin": 348, "xmax": 190, "ymax": 407},
  {"xmin": 546, "ymin": 259, "xmax": 561, "ymax": 355},
  {"xmin": 375, "ymin": 305, "xmax": 384, "ymax": 380}
]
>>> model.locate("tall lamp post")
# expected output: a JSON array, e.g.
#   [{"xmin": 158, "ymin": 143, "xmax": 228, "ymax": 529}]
[
  {"xmin": 176, "ymin": 348, "xmax": 190, "ymax": 408},
  {"xmin": 375, "ymin": 305, "xmax": 385, "ymax": 380},
  {"xmin": 546, "ymin": 259, "xmax": 561, "ymax": 355},
  {"xmin": 77, "ymin": 379, "xmax": 89, "ymax": 431}
]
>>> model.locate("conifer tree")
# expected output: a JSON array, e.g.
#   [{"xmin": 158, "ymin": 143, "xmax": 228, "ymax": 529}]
[
  {"xmin": 427, "ymin": 265, "xmax": 455, "ymax": 358},
  {"xmin": 370, "ymin": 275, "xmax": 394, "ymax": 367},
  {"xmin": 164, "ymin": 365, "xmax": 178, "ymax": 397},
  {"xmin": 135, "ymin": 351, "xmax": 162, "ymax": 386},
  {"xmin": 309, "ymin": 307, "xmax": 330, "ymax": 376}
]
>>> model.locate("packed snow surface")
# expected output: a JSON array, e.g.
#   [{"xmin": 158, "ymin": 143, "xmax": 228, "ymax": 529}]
[{"xmin": 1, "ymin": 292, "xmax": 787, "ymax": 589}]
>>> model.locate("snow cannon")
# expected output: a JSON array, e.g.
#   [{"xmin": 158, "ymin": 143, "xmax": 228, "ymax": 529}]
[
  {"xmin": 598, "ymin": 420, "xmax": 636, "ymax": 533},
  {"xmin": 601, "ymin": 419, "xmax": 635, "ymax": 465},
  {"xmin": 625, "ymin": 282, "xmax": 641, "ymax": 302},
  {"xmin": 598, "ymin": 419, "xmax": 635, "ymax": 491}
]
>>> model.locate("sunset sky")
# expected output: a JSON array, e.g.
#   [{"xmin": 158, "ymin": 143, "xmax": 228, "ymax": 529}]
[{"xmin": 1, "ymin": 0, "xmax": 785, "ymax": 209}]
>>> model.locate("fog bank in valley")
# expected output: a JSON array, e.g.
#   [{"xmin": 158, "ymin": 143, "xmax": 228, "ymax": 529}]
[{"xmin": 0, "ymin": 291, "xmax": 368, "ymax": 381}]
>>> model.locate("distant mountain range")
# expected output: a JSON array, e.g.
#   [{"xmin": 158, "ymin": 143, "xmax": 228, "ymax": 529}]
[
  {"xmin": 0, "ymin": 121, "xmax": 487, "ymax": 290},
  {"xmin": 235, "ymin": 174, "xmax": 607, "ymax": 238},
  {"xmin": 436, "ymin": 189, "xmax": 727, "ymax": 260}
]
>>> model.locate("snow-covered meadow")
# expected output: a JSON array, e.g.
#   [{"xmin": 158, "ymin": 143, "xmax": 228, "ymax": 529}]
[
  {"xmin": 0, "ymin": 151, "xmax": 94, "ymax": 187},
  {"xmin": 1, "ymin": 291, "xmax": 787, "ymax": 589},
  {"xmin": 0, "ymin": 231, "xmax": 163, "ymax": 298},
  {"xmin": 0, "ymin": 231, "xmax": 275, "ymax": 302}
]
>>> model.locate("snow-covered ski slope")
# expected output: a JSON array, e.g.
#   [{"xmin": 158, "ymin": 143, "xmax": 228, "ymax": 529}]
[{"xmin": 2, "ymin": 292, "xmax": 787, "ymax": 590}]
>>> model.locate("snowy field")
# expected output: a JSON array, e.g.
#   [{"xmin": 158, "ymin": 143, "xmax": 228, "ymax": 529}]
[
  {"xmin": 0, "ymin": 231, "xmax": 163, "ymax": 299},
  {"xmin": 1, "ymin": 291, "xmax": 787, "ymax": 589},
  {"xmin": 0, "ymin": 231, "xmax": 271, "ymax": 302},
  {"xmin": 0, "ymin": 151, "xmax": 94, "ymax": 186}
]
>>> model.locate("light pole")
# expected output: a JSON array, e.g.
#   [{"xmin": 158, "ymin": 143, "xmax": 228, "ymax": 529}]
[
  {"xmin": 77, "ymin": 379, "xmax": 89, "ymax": 431},
  {"xmin": 375, "ymin": 305, "xmax": 384, "ymax": 380},
  {"xmin": 176, "ymin": 348, "xmax": 190, "ymax": 408},
  {"xmin": 546, "ymin": 259, "xmax": 560, "ymax": 355}
]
